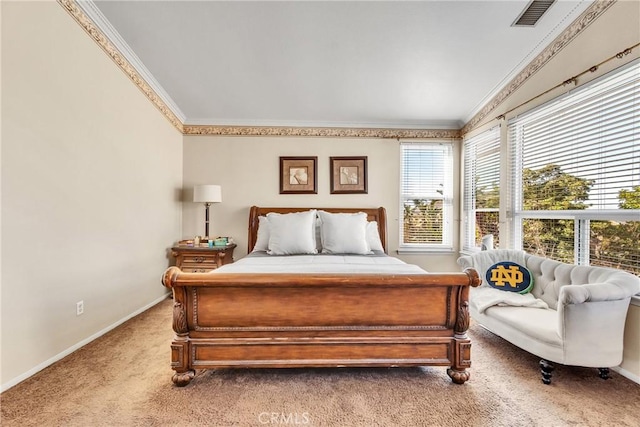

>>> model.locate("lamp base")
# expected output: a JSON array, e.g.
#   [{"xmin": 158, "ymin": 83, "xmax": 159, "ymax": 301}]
[{"xmin": 204, "ymin": 202, "xmax": 211, "ymax": 238}]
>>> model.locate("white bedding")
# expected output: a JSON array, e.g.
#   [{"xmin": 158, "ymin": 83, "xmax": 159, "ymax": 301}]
[{"xmin": 214, "ymin": 252, "xmax": 426, "ymax": 275}]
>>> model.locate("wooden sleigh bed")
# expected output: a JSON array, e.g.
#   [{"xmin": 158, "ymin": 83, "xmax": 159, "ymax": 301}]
[{"xmin": 162, "ymin": 206, "xmax": 480, "ymax": 386}]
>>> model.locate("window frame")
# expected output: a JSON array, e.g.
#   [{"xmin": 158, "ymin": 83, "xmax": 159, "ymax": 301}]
[
  {"xmin": 398, "ymin": 141, "xmax": 455, "ymax": 254},
  {"xmin": 462, "ymin": 126, "xmax": 501, "ymax": 254}
]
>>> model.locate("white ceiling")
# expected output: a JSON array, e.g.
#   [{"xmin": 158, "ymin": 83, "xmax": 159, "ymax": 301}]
[{"xmin": 89, "ymin": 0, "xmax": 594, "ymax": 129}]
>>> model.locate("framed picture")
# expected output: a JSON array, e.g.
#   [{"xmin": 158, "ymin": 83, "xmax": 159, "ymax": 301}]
[
  {"xmin": 330, "ymin": 156, "xmax": 368, "ymax": 194},
  {"xmin": 280, "ymin": 156, "xmax": 317, "ymax": 194}
]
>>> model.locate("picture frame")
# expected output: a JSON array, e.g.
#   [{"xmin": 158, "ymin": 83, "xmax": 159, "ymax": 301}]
[
  {"xmin": 280, "ymin": 156, "xmax": 318, "ymax": 194},
  {"xmin": 330, "ymin": 156, "xmax": 368, "ymax": 194}
]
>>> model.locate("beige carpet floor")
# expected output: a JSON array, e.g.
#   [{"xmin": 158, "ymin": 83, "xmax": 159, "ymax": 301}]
[{"xmin": 1, "ymin": 297, "xmax": 639, "ymax": 426}]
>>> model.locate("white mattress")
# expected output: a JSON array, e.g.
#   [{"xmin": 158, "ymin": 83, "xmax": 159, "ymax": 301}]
[{"xmin": 214, "ymin": 252, "xmax": 426, "ymax": 275}]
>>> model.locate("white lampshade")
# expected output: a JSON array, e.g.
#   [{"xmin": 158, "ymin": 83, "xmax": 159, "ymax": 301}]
[{"xmin": 193, "ymin": 185, "xmax": 222, "ymax": 203}]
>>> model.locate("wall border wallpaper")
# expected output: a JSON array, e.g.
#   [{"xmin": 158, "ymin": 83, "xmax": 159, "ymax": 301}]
[{"xmin": 182, "ymin": 125, "xmax": 461, "ymax": 139}]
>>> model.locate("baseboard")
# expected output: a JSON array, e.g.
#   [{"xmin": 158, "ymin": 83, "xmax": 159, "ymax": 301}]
[
  {"xmin": 612, "ymin": 365, "xmax": 640, "ymax": 385},
  {"xmin": 1, "ymin": 293, "xmax": 171, "ymax": 393}
]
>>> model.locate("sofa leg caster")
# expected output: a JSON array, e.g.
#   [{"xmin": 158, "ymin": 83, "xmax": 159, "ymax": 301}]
[
  {"xmin": 540, "ymin": 359, "xmax": 554, "ymax": 385},
  {"xmin": 598, "ymin": 368, "xmax": 610, "ymax": 380}
]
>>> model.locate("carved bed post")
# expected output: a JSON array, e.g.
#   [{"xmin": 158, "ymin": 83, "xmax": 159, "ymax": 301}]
[
  {"xmin": 447, "ymin": 297, "xmax": 472, "ymax": 384},
  {"xmin": 163, "ymin": 267, "xmax": 195, "ymax": 386},
  {"xmin": 447, "ymin": 268, "xmax": 480, "ymax": 384}
]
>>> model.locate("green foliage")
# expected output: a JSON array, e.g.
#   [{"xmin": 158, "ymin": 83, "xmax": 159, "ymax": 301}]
[
  {"xmin": 474, "ymin": 164, "xmax": 593, "ymax": 252},
  {"xmin": 590, "ymin": 186, "xmax": 640, "ymax": 274},
  {"xmin": 590, "ymin": 220, "xmax": 640, "ymax": 274},
  {"xmin": 403, "ymin": 199, "xmax": 443, "ymax": 244},
  {"xmin": 476, "ymin": 181, "xmax": 500, "ymax": 209},
  {"xmin": 522, "ymin": 164, "xmax": 593, "ymax": 210},
  {"xmin": 520, "ymin": 165, "xmax": 638, "ymax": 274},
  {"xmin": 518, "ymin": 164, "xmax": 591, "ymax": 261},
  {"xmin": 474, "ymin": 211, "xmax": 499, "ymax": 247},
  {"xmin": 619, "ymin": 186, "xmax": 640, "ymax": 209},
  {"xmin": 523, "ymin": 218, "xmax": 575, "ymax": 263},
  {"xmin": 473, "ymin": 179, "xmax": 500, "ymax": 247}
]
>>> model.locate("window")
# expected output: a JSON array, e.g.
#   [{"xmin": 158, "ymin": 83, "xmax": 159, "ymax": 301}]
[
  {"xmin": 463, "ymin": 126, "xmax": 501, "ymax": 252},
  {"xmin": 508, "ymin": 60, "xmax": 640, "ymax": 274},
  {"xmin": 399, "ymin": 142, "xmax": 454, "ymax": 252}
]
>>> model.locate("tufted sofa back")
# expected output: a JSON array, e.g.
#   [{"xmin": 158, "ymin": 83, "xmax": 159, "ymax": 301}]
[
  {"xmin": 458, "ymin": 250, "xmax": 640, "ymax": 311},
  {"xmin": 523, "ymin": 254, "xmax": 637, "ymax": 310}
]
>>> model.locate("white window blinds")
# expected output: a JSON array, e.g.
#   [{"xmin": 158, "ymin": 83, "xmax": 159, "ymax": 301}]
[
  {"xmin": 400, "ymin": 142, "xmax": 453, "ymax": 250},
  {"xmin": 509, "ymin": 60, "xmax": 640, "ymax": 213},
  {"xmin": 463, "ymin": 126, "xmax": 501, "ymax": 252}
]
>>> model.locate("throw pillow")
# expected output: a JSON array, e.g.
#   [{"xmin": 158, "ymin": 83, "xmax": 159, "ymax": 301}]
[
  {"xmin": 318, "ymin": 211, "xmax": 371, "ymax": 255},
  {"xmin": 366, "ymin": 221, "xmax": 384, "ymax": 252},
  {"xmin": 266, "ymin": 210, "xmax": 317, "ymax": 255},
  {"xmin": 252, "ymin": 216, "xmax": 270, "ymax": 252},
  {"xmin": 485, "ymin": 261, "xmax": 534, "ymax": 294}
]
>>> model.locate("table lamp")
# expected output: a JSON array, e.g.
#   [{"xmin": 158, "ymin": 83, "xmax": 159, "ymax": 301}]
[{"xmin": 193, "ymin": 184, "xmax": 222, "ymax": 239}]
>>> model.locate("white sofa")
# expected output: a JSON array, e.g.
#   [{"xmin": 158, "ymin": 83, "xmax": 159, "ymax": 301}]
[{"xmin": 457, "ymin": 249, "xmax": 640, "ymax": 384}]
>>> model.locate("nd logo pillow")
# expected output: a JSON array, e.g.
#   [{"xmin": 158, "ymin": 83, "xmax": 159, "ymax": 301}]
[{"xmin": 486, "ymin": 261, "xmax": 533, "ymax": 294}]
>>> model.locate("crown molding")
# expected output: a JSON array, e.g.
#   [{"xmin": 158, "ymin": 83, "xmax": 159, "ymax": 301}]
[
  {"xmin": 183, "ymin": 125, "xmax": 461, "ymax": 140},
  {"xmin": 58, "ymin": 0, "xmax": 184, "ymax": 132},
  {"xmin": 75, "ymin": 0, "xmax": 186, "ymax": 124},
  {"xmin": 185, "ymin": 117, "xmax": 463, "ymax": 131},
  {"xmin": 460, "ymin": 0, "xmax": 616, "ymax": 135}
]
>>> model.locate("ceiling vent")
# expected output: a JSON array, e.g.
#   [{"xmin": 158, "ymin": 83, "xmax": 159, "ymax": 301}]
[{"xmin": 512, "ymin": 0, "xmax": 556, "ymax": 27}]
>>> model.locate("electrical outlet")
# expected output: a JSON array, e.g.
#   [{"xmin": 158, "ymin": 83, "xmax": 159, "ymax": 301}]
[{"xmin": 76, "ymin": 301, "xmax": 84, "ymax": 316}]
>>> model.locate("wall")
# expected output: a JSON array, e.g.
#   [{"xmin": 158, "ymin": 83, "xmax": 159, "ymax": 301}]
[
  {"xmin": 1, "ymin": 2, "xmax": 183, "ymax": 389},
  {"xmin": 621, "ymin": 303, "xmax": 640, "ymax": 380},
  {"xmin": 182, "ymin": 136, "xmax": 461, "ymax": 272}
]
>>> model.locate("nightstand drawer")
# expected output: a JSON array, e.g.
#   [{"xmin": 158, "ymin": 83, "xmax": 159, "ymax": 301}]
[
  {"xmin": 171, "ymin": 243, "xmax": 237, "ymax": 272},
  {"xmin": 182, "ymin": 255, "xmax": 218, "ymax": 264}
]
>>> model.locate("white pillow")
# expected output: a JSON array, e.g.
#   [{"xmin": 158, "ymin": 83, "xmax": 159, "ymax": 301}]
[
  {"xmin": 266, "ymin": 210, "xmax": 318, "ymax": 255},
  {"xmin": 367, "ymin": 221, "xmax": 384, "ymax": 252},
  {"xmin": 318, "ymin": 211, "xmax": 371, "ymax": 255},
  {"xmin": 315, "ymin": 216, "xmax": 323, "ymax": 252},
  {"xmin": 252, "ymin": 216, "xmax": 270, "ymax": 252}
]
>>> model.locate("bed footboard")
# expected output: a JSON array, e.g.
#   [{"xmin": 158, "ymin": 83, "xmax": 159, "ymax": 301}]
[{"xmin": 162, "ymin": 267, "xmax": 480, "ymax": 386}]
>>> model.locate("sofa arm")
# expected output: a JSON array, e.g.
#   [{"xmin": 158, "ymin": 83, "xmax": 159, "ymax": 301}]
[
  {"xmin": 457, "ymin": 255, "xmax": 472, "ymax": 269},
  {"xmin": 557, "ymin": 282, "xmax": 636, "ymax": 365},
  {"xmin": 559, "ymin": 281, "xmax": 639, "ymax": 305}
]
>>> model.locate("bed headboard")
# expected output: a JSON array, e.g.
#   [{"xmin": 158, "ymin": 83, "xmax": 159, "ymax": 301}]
[{"xmin": 248, "ymin": 206, "xmax": 388, "ymax": 254}]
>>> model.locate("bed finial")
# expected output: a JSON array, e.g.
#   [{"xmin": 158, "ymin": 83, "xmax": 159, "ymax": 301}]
[{"xmin": 162, "ymin": 266, "xmax": 182, "ymax": 289}]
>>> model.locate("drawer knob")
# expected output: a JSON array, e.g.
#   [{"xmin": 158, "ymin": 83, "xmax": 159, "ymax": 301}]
[{"xmin": 193, "ymin": 257, "xmax": 205, "ymax": 263}]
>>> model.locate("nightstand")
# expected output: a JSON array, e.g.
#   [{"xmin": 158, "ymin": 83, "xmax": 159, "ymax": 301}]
[{"xmin": 171, "ymin": 244, "xmax": 237, "ymax": 272}]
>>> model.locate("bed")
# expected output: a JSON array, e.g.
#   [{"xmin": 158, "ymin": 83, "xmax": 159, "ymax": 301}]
[{"xmin": 162, "ymin": 206, "xmax": 480, "ymax": 386}]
